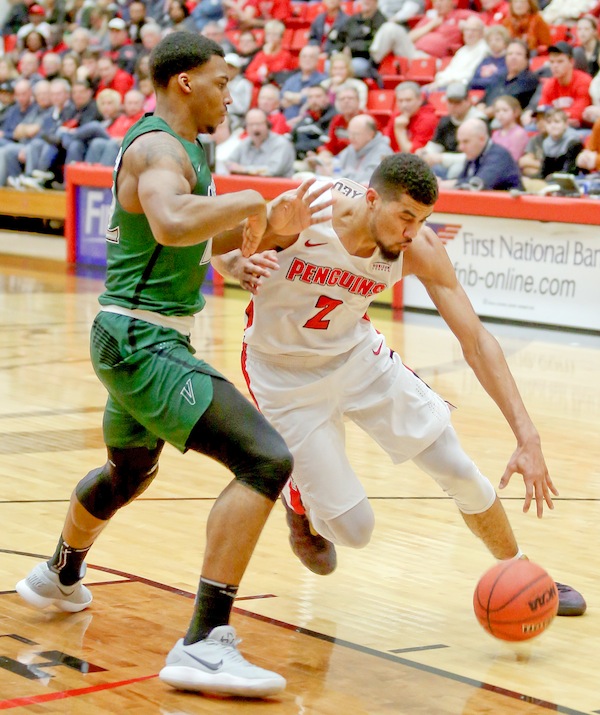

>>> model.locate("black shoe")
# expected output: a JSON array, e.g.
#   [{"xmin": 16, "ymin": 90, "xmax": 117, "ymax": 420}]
[
  {"xmin": 555, "ymin": 582, "xmax": 586, "ymax": 616},
  {"xmin": 281, "ymin": 497, "xmax": 336, "ymax": 575}
]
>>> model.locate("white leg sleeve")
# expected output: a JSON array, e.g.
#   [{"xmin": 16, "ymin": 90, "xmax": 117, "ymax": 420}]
[
  {"xmin": 310, "ymin": 497, "xmax": 375, "ymax": 549},
  {"xmin": 412, "ymin": 424, "xmax": 497, "ymax": 514}
]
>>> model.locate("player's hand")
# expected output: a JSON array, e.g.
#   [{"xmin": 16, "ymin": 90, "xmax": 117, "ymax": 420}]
[
  {"xmin": 268, "ymin": 178, "xmax": 334, "ymax": 237},
  {"xmin": 237, "ymin": 250, "xmax": 279, "ymax": 293},
  {"xmin": 498, "ymin": 440, "xmax": 559, "ymax": 518},
  {"xmin": 242, "ymin": 205, "xmax": 267, "ymax": 257}
]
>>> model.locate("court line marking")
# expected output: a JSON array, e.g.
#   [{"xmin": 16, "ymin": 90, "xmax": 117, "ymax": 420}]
[
  {"xmin": 0, "ymin": 548, "xmax": 592, "ymax": 715},
  {"xmin": 0, "ymin": 674, "xmax": 157, "ymax": 710}
]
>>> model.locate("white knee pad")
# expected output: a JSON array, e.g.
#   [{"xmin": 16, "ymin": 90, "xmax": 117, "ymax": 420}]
[
  {"xmin": 412, "ymin": 425, "xmax": 496, "ymax": 514},
  {"xmin": 310, "ymin": 497, "xmax": 375, "ymax": 549}
]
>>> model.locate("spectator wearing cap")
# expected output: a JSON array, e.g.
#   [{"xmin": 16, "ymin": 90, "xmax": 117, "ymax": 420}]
[
  {"xmin": 573, "ymin": 16, "xmax": 600, "ymax": 78},
  {"xmin": 424, "ymin": 16, "xmax": 489, "ymax": 91},
  {"xmin": 501, "ymin": 0, "xmax": 550, "ymax": 53},
  {"xmin": 539, "ymin": 42, "xmax": 592, "ymax": 127},
  {"xmin": 96, "ymin": 55, "xmax": 135, "ymax": 100},
  {"xmin": 469, "ymin": 25, "xmax": 510, "ymax": 92},
  {"xmin": 280, "ymin": 45, "xmax": 328, "ymax": 122},
  {"xmin": 439, "ymin": 117, "xmax": 523, "ymax": 190},
  {"xmin": 0, "ymin": 81, "xmax": 15, "ymax": 123},
  {"xmin": 480, "ymin": 39, "xmax": 538, "ymax": 118},
  {"xmin": 16, "ymin": 4, "xmax": 52, "ymax": 50},
  {"xmin": 106, "ymin": 17, "xmax": 138, "ymax": 75},
  {"xmin": 225, "ymin": 107, "xmax": 296, "ymax": 176},
  {"xmin": 416, "ymin": 81, "xmax": 486, "ymax": 178},
  {"xmin": 224, "ymin": 53, "xmax": 253, "ymax": 131},
  {"xmin": 384, "ymin": 81, "xmax": 438, "ymax": 153}
]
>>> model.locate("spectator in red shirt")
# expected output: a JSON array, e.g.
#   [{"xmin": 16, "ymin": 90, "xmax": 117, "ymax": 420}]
[
  {"xmin": 223, "ymin": 0, "xmax": 291, "ymax": 30},
  {"xmin": 384, "ymin": 81, "xmax": 439, "ymax": 152},
  {"xmin": 256, "ymin": 83, "xmax": 291, "ymax": 134},
  {"xmin": 371, "ymin": 0, "xmax": 475, "ymax": 62},
  {"xmin": 303, "ymin": 83, "xmax": 360, "ymax": 174},
  {"xmin": 85, "ymin": 89, "xmax": 146, "ymax": 165},
  {"xmin": 479, "ymin": 0, "xmax": 510, "ymax": 25},
  {"xmin": 539, "ymin": 41, "xmax": 592, "ymax": 126},
  {"xmin": 244, "ymin": 19, "xmax": 295, "ymax": 86},
  {"xmin": 95, "ymin": 56, "xmax": 135, "ymax": 100}
]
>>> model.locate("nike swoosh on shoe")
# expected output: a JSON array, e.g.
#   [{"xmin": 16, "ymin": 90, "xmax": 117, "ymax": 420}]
[{"xmin": 187, "ymin": 653, "xmax": 224, "ymax": 671}]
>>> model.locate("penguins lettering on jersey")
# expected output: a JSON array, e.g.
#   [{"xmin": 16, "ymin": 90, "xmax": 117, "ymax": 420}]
[{"xmin": 286, "ymin": 258, "xmax": 387, "ymax": 296}]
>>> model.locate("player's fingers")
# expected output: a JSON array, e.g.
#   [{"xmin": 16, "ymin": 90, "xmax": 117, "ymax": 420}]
[
  {"xmin": 296, "ymin": 177, "xmax": 316, "ymax": 198},
  {"xmin": 498, "ymin": 466, "xmax": 512, "ymax": 489},
  {"xmin": 305, "ymin": 181, "xmax": 333, "ymax": 203},
  {"xmin": 310, "ymin": 196, "xmax": 335, "ymax": 215}
]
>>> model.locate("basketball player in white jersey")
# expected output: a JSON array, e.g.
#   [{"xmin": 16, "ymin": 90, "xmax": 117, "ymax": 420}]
[{"xmin": 214, "ymin": 153, "xmax": 585, "ymax": 616}]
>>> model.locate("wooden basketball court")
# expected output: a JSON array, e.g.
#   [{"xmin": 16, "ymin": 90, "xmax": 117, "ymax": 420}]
[{"xmin": 0, "ymin": 239, "xmax": 598, "ymax": 714}]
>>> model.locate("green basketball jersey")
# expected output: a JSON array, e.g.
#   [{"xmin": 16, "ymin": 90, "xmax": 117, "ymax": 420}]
[{"xmin": 99, "ymin": 115, "xmax": 215, "ymax": 317}]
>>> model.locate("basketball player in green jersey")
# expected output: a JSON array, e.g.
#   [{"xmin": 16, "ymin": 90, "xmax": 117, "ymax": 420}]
[{"xmin": 15, "ymin": 32, "xmax": 331, "ymax": 698}]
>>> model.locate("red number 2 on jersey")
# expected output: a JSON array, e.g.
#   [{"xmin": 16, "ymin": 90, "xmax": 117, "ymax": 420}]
[{"xmin": 303, "ymin": 295, "xmax": 343, "ymax": 330}]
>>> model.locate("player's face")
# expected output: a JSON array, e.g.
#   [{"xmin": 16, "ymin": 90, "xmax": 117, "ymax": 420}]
[
  {"xmin": 187, "ymin": 55, "xmax": 232, "ymax": 134},
  {"xmin": 369, "ymin": 192, "xmax": 433, "ymax": 261}
]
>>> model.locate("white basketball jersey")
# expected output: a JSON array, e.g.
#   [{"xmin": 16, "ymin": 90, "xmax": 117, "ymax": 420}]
[{"xmin": 244, "ymin": 178, "xmax": 404, "ymax": 356}]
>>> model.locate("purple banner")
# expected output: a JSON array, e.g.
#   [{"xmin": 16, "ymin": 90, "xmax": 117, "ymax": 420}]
[{"xmin": 76, "ymin": 186, "xmax": 112, "ymax": 266}]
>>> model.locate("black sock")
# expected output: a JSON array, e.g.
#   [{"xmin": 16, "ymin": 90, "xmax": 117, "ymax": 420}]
[
  {"xmin": 48, "ymin": 536, "xmax": 91, "ymax": 586},
  {"xmin": 184, "ymin": 577, "xmax": 239, "ymax": 645}
]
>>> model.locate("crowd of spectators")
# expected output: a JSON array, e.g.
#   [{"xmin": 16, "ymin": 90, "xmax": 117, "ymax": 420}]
[{"xmin": 1, "ymin": 0, "xmax": 600, "ymax": 192}]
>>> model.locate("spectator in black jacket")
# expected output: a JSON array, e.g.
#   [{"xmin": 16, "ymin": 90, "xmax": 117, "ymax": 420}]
[
  {"xmin": 439, "ymin": 117, "xmax": 523, "ymax": 190},
  {"xmin": 308, "ymin": 0, "xmax": 349, "ymax": 56},
  {"xmin": 291, "ymin": 84, "xmax": 337, "ymax": 159},
  {"xmin": 336, "ymin": 0, "xmax": 386, "ymax": 79}
]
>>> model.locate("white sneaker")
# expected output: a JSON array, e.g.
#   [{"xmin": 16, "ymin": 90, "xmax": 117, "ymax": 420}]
[
  {"xmin": 19, "ymin": 176, "xmax": 45, "ymax": 191},
  {"xmin": 159, "ymin": 625, "xmax": 286, "ymax": 697},
  {"xmin": 15, "ymin": 562, "xmax": 92, "ymax": 612}
]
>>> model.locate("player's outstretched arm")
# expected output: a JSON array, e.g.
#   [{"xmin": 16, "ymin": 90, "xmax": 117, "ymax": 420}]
[
  {"xmin": 125, "ymin": 132, "xmax": 267, "ymax": 250},
  {"xmin": 404, "ymin": 228, "xmax": 558, "ymax": 518}
]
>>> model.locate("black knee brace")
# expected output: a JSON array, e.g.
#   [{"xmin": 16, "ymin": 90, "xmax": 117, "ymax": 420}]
[{"xmin": 75, "ymin": 444, "xmax": 163, "ymax": 521}]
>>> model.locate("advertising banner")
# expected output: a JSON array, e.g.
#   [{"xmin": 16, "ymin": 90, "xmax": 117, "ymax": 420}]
[
  {"xmin": 76, "ymin": 186, "xmax": 112, "ymax": 266},
  {"xmin": 404, "ymin": 213, "xmax": 600, "ymax": 331}
]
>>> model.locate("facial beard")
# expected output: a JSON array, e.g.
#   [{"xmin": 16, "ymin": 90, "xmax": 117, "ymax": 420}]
[{"xmin": 370, "ymin": 215, "xmax": 402, "ymax": 262}]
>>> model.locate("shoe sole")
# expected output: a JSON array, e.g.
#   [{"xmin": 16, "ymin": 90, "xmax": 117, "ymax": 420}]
[
  {"xmin": 159, "ymin": 665, "xmax": 286, "ymax": 697},
  {"xmin": 15, "ymin": 578, "xmax": 92, "ymax": 613}
]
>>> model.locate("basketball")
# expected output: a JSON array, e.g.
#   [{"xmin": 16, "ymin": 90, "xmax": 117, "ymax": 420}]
[{"xmin": 473, "ymin": 560, "xmax": 558, "ymax": 642}]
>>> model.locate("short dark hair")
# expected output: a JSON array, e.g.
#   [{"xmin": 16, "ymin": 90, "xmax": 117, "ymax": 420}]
[
  {"xmin": 369, "ymin": 154, "xmax": 438, "ymax": 207},
  {"xmin": 150, "ymin": 31, "xmax": 224, "ymax": 89}
]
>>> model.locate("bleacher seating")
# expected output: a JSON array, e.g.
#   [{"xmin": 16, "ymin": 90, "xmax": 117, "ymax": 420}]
[{"xmin": 404, "ymin": 57, "xmax": 437, "ymax": 84}]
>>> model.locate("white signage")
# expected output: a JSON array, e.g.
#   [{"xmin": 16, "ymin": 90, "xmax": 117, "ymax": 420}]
[{"xmin": 403, "ymin": 213, "xmax": 600, "ymax": 332}]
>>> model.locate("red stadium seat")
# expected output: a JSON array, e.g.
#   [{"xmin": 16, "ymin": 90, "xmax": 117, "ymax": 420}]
[
  {"xmin": 427, "ymin": 91, "xmax": 448, "ymax": 116},
  {"xmin": 290, "ymin": 27, "xmax": 311, "ymax": 53},
  {"xmin": 548, "ymin": 25, "xmax": 570, "ymax": 43},
  {"xmin": 404, "ymin": 57, "xmax": 437, "ymax": 84},
  {"xmin": 366, "ymin": 89, "xmax": 396, "ymax": 112},
  {"xmin": 305, "ymin": 2, "xmax": 326, "ymax": 22},
  {"xmin": 529, "ymin": 54, "xmax": 549, "ymax": 73}
]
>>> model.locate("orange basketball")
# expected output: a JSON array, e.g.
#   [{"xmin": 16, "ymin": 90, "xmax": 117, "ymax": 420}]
[{"xmin": 473, "ymin": 560, "xmax": 558, "ymax": 642}]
